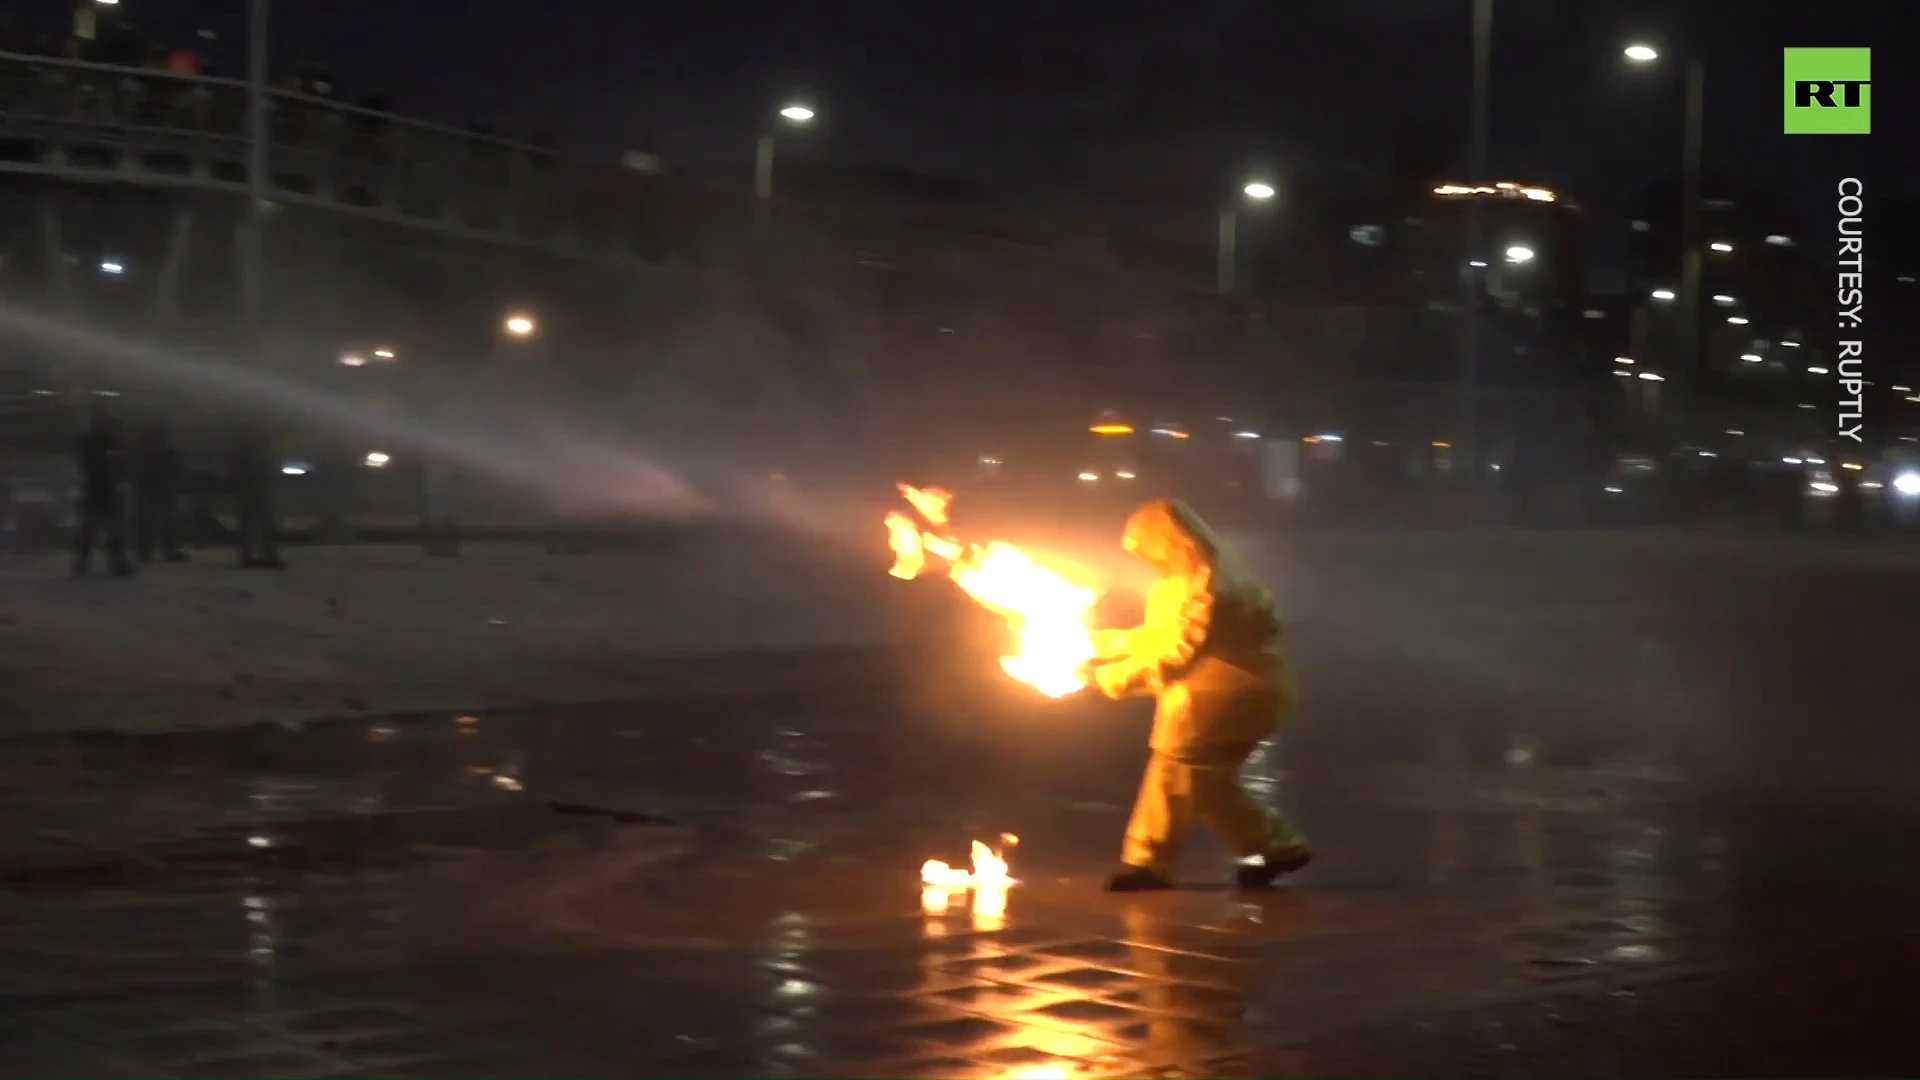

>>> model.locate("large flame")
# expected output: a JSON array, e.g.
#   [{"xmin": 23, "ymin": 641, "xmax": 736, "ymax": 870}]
[{"xmin": 885, "ymin": 484, "xmax": 1098, "ymax": 697}]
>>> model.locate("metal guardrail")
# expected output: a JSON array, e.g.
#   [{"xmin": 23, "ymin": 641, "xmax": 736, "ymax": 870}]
[{"xmin": 0, "ymin": 51, "xmax": 663, "ymax": 266}]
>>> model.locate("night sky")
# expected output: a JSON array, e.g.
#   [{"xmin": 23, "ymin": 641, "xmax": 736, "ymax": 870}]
[{"xmin": 23, "ymin": 1, "xmax": 1915, "ymax": 273}]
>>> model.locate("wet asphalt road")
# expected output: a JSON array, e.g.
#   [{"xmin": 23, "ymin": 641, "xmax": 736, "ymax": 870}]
[{"xmin": 4, "ymin": 533, "xmax": 1920, "ymax": 1077}]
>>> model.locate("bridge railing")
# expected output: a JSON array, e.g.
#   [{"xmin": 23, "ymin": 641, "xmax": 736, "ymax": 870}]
[{"xmin": 0, "ymin": 51, "xmax": 663, "ymax": 264}]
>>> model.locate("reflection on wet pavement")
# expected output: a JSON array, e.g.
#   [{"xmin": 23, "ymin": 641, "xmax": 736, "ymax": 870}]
[{"xmin": 3, "ymin": 626, "xmax": 1920, "ymax": 1077}]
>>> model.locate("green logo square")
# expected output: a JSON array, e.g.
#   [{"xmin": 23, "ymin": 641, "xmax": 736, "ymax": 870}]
[{"xmin": 1784, "ymin": 48, "xmax": 1870, "ymax": 134}]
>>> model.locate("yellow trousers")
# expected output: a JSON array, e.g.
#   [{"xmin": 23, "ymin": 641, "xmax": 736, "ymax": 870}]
[{"xmin": 1121, "ymin": 740, "xmax": 1305, "ymax": 875}]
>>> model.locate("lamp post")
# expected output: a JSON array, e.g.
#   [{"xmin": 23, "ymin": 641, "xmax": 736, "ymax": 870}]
[
  {"xmin": 754, "ymin": 103, "xmax": 815, "ymax": 226},
  {"xmin": 1624, "ymin": 42, "xmax": 1705, "ymax": 518},
  {"xmin": 231, "ymin": 0, "xmax": 284, "ymax": 568},
  {"xmin": 1216, "ymin": 181, "xmax": 1276, "ymax": 295},
  {"xmin": 1624, "ymin": 44, "xmax": 1705, "ymax": 408},
  {"xmin": 1457, "ymin": 0, "xmax": 1492, "ymax": 483}
]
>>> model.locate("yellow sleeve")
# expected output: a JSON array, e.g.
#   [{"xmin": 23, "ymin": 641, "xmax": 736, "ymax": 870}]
[{"xmin": 1099, "ymin": 566, "xmax": 1215, "ymax": 697}]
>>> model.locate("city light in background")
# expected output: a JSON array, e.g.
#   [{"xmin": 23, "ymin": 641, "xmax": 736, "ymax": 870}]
[
  {"xmin": 1432, "ymin": 181, "xmax": 1557, "ymax": 203},
  {"xmin": 340, "ymin": 347, "xmax": 397, "ymax": 367},
  {"xmin": 8, "ymin": 4, "xmax": 1916, "ymax": 560}
]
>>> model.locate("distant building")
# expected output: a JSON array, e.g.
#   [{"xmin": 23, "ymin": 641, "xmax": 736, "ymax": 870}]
[
  {"xmin": 1219, "ymin": 173, "xmax": 1594, "ymax": 456},
  {"xmin": 1615, "ymin": 175, "xmax": 1845, "ymax": 445}
]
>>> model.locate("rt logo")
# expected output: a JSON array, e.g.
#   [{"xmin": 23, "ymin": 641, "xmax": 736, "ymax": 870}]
[{"xmin": 1784, "ymin": 48, "xmax": 1870, "ymax": 134}]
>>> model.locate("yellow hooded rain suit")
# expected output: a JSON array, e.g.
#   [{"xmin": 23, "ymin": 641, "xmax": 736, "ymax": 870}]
[{"xmin": 1091, "ymin": 498, "xmax": 1307, "ymax": 876}]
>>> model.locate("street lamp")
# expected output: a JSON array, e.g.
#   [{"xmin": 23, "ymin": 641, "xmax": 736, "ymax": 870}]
[
  {"xmin": 1217, "ymin": 179, "xmax": 1276, "ymax": 295},
  {"xmin": 754, "ymin": 101, "xmax": 816, "ymax": 219},
  {"xmin": 1504, "ymin": 245, "xmax": 1535, "ymax": 264},
  {"xmin": 1455, "ymin": 0, "xmax": 1494, "ymax": 480},
  {"xmin": 502, "ymin": 313, "xmax": 536, "ymax": 338},
  {"xmin": 1623, "ymin": 40, "xmax": 1706, "ymax": 385}
]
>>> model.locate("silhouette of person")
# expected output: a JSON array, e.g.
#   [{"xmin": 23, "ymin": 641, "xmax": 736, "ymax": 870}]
[
  {"xmin": 227, "ymin": 421, "xmax": 285, "ymax": 569},
  {"xmin": 73, "ymin": 404, "xmax": 133, "ymax": 577},
  {"xmin": 132, "ymin": 418, "xmax": 188, "ymax": 563}
]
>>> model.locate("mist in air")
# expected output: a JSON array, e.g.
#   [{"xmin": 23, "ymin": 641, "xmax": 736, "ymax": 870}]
[{"xmin": 0, "ymin": 285, "xmax": 892, "ymax": 542}]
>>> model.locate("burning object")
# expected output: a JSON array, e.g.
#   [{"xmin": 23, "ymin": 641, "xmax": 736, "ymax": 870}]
[
  {"xmin": 884, "ymin": 484, "xmax": 1099, "ymax": 697},
  {"xmin": 920, "ymin": 834, "xmax": 1016, "ymax": 891},
  {"xmin": 921, "ymin": 834, "xmax": 1018, "ymax": 925}
]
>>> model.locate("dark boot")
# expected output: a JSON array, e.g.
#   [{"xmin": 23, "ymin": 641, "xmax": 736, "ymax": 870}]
[
  {"xmin": 1234, "ymin": 845, "xmax": 1313, "ymax": 890},
  {"xmin": 1106, "ymin": 865, "xmax": 1173, "ymax": 893}
]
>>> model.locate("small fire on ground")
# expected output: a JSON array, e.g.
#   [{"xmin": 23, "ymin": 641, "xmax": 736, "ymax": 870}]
[
  {"xmin": 922, "ymin": 834, "xmax": 1018, "ymax": 928},
  {"xmin": 884, "ymin": 483, "xmax": 1099, "ymax": 697}
]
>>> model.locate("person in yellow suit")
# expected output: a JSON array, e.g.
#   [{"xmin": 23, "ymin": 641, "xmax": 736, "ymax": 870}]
[{"xmin": 1088, "ymin": 498, "xmax": 1311, "ymax": 891}]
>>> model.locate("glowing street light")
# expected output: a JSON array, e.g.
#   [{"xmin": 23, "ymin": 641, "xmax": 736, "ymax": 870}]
[
  {"xmin": 1623, "ymin": 38, "xmax": 1706, "ymax": 402},
  {"xmin": 502, "ymin": 313, "xmax": 536, "ymax": 338},
  {"xmin": 1219, "ymin": 178, "xmax": 1278, "ymax": 294},
  {"xmin": 372, "ymin": 347, "xmax": 396, "ymax": 360},
  {"xmin": 98, "ymin": 259, "xmax": 125, "ymax": 275},
  {"xmin": 1651, "ymin": 288, "xmax": 1676, "ymax": 301},
  {"xmin": 363, "ymin": 451, "xmax": 390, "ymax": 468},
  {"xmin": 1709, "ymin": 241, "xmax": 1733, "ymax": 252},
  {"xmin": 756, "ymin": 102, "xmax": 818, "ymax": 213},
  {"xmin": 1504, "ymin": 245, "xmax": 1535, "ymax": 264},
  {"xmin": 339, "ymin": 352, "xmax": 367, "ymax": 367}
]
